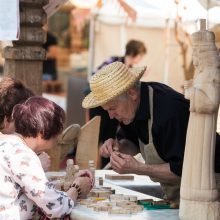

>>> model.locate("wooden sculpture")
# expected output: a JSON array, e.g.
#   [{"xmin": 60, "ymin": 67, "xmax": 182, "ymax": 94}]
[
  {"xmin": 75, "ymin": 116, "xmax": 101, "ymax": 169},
  {"xmin": 47, "ymin": 124, "xmax": 80, "ymax": 171},
  {"xmin": 64, "ymin": 159, "xmax": 79, "ymax": 191},
  {"xmin": 180, "ymin": 20, "xmax": 220, "ymax": 220}
]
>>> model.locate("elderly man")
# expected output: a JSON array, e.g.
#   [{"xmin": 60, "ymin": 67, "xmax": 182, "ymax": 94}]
[
  {"xmin": 82, "ymin": 61, "xmax": 220, "ymax": 203},
  {"xmin": 85, "ymin": 40, "xmax": 147, "ymax": 168}
]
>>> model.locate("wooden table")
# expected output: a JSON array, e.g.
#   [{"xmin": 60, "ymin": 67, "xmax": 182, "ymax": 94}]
[
  {"xmin": 70, "ymin": 180, "xmax": 180, "ymax": 220},
  {"xmin": 70, "ymin": 170, "xmax": 179, "ymax": 220},
  {"xmin": 95, "ymin": 170, "xmax": 163, "ymax": 198},
  {"xmin": 46, "ymin": 171, "xmax": 180, "ymax": 220}
]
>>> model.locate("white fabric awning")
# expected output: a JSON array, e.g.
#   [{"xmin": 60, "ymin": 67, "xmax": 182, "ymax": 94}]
[{"xmin": 92, "ymin": 0, "xmax": 220, "ymax": 29}]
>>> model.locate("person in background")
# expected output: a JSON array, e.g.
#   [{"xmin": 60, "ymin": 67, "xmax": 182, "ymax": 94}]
[
  {"xmin": 0, "ymin": 96, "xmax": 94, "ymax": 219},
  {"xmin": 42, "ymin": 24, "xmax": 58, "ymax": 81},
  {"xmin": 86, "ymin": 39, "xmax": 147, "ymax": 167},
  {"xmin": 0, "ymin": 77, "xmax": 50, "ymax": 171},
  {"xmin": 82, "ymin": 61, "xmax": 220, "ymax": 204},
  {"xmin": 93, "ymin": 39, "xmax": 147, "ymax": 72}
]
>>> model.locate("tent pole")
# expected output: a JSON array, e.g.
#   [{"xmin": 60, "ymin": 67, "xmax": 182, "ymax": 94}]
[
  {"xmin": 88, "ymin": 13, "xmax": 96, "ymax": 80},
  {"xmin": 120, "ymin": 23, "xmax": 126, "ymax": 55},
  {"xmin": 163, "ymin": 18, "xmax": 171, "ymax": 84}
]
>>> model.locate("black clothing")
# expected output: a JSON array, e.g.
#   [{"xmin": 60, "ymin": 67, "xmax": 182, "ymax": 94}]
[
  {"xmin": 43, "ymin": 32, "xmax": 57, "ymax": 80},
  {"xmin": 87, "ymin": 56, "xmax": 125, "ymax": 167},
  {"xmin": 119, "ymin": 82, "xmax": 220, "ymax": 176},
  {"xmin": 89, "ymin": 106, "xmax": 119, "ymax": 142}
]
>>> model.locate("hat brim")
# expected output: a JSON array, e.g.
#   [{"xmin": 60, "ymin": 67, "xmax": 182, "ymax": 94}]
[{"xmin": 82, "ymin": 66, "xmax": 146, "ymax": 109}]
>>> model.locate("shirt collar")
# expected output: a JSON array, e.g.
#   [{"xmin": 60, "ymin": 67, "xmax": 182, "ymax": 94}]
[{"xmin": 135, "ymin": 83, "xmax": 151, "ymax": 121}]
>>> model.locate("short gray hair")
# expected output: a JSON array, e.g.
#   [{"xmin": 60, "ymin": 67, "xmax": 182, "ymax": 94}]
[{"xmin": 115, "ymin": 81, "xmax": 141, "ymax": 102}]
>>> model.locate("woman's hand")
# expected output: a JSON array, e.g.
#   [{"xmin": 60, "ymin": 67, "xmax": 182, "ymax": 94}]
[
  {"xmin": 67, "ymin": 187, "xmax": 78, "ymax": 203},
  {"xmin": 74, "ymin": 169, "xmax": 95, "ymax": 187},
  {"xmin": 73, "ymin": 176, "xmax": 92, "ymax": 197},
  {"xmin": 38, "ymin": 152, "xmax": 51, "ymax": 171}
]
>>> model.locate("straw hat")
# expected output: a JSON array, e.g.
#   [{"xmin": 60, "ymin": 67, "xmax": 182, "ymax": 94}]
[{"xmin": 82, "ymin": 61, "xmax": 146, "ymax": 109}]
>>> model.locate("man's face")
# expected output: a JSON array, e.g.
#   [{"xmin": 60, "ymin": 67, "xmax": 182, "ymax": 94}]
[{"xmin": 102, "ymin": 90, "xmax": 139, "ymax": 125}]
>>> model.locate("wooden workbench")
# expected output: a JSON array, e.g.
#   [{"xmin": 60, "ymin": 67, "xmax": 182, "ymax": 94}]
[
  {"xmin": 46, "ymin": 170, "xmax": 180, "ymax": 220},
  {"xmin": 95, "ymin": 170, "xmax": 163, "ymax": 198},
  {"xmin": 70, "ymin": 181, "xmax": 179, "ymax": 220},
  {"xmin": 70, "ymin": 170, "xmax": 179, "ymax": 220}
]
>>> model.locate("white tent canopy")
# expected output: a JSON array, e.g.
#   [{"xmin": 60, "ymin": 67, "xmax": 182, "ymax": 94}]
[
  {"xmin": 93, "ymin": 0, "xmax": 220, "ymax": 29},
  {"xmin": 89, "ymin": 0, "xmax": 220, "ymax": 92}
]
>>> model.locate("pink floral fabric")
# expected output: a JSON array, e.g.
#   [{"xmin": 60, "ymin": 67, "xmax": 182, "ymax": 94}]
[{"xmin": 0, "ymin": 134, "xmax": 74, "ymax": 220}]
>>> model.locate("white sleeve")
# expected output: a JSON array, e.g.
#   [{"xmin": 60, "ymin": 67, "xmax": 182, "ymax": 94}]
[{"xmin": 10, "ymin": 147, "xmax": 74, "ymax": 218}]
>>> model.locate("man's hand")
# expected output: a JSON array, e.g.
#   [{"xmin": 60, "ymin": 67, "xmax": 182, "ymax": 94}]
[
  {"xmin": 99, "ymin": 138, "xmax": 120, "ymax": 158},
  {"xmin": 110, "ymin": 152, "xmax": 140, "ymax": 174}
]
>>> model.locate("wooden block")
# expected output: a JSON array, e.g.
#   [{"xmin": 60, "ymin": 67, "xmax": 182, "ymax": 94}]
[
  {"xmin": 76, "ymin": 116, "xmax": 101, "ymax": 169},
  {"xmin": 99, "ymin": 177, "xmax": 103, "ymax": 186},
  {"xmin": 116, "ymin": 201, "xmax": 136, "ymax": 207},
  {"xmin": 94, "ymin": 206, "xmax": 112, "ymax": 212},
  {"xmin": 109, "ymin": 194, "xmax": 124, "ymax": 200},
  {"xmin": 105, "ymin": 174, "xmax": 134, "ymax": 180},
  {"xmin": 108, "ymin": 208, "xmax": 131, "ymax": 215},
  {"xmin": 79, "ymin": 198, "xmax": 97, "ymax": 206},
  {"xmin": 129, "ymin": 205, "xmax": 144, "ymax": 213},
  {"xmin": 98, "ymin": 192, "xmax": 112, "ymax": 198},
  {"xmin": 121, "ymin": 195, "xmax": 130, "ymax": 201},
  {"xmin": 129, "ymin": 195, "xmax": 137, "ymax": 202},
  {"xmin": 88, "ymin": 187, "xmax": 114, "ymax": 198}
]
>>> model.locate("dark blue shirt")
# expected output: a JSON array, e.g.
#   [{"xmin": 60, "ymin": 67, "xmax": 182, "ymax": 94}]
[{"xmin": 92, "ymin": 56, "xmax": 125, "ymax": 75}]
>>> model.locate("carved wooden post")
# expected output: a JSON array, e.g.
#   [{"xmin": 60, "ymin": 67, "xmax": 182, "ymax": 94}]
[
  {"xmin": 180, "ymin": 19, "xmax": 220, "ymax": 220},
  {"xmin": 2, "ymin": 0, "xmax": 48, "ymax": 95}
]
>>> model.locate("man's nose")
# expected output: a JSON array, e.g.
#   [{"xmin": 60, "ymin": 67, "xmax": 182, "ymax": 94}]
[{"xmin": 108, "ymin": 111, "xmax": 115, "ymax": 119}]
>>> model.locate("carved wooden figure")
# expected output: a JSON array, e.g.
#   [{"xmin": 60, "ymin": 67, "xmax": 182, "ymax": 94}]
[
  {"xmin": 64, "ymin": 159, "xmax": 79, "ymax": 191},
  {"xmin": 75, "ymin": 116, "xmax": 101, "ymax": 169},
  {"xmin": 3, "ymin": 0, "xmax": 48, "ymax": 95},
  {"xmin": 180, "ymin": 20, "xmax": 220, "ymax": 220}
]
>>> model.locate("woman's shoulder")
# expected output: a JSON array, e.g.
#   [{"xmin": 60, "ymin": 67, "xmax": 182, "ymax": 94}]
[
  {"xmin": 0, "ymin": 133, "xmax": 22, "ymax": 143},
  {"xmin": 0, "ymin": 133, "xmax": 31, "ymax": 153}
]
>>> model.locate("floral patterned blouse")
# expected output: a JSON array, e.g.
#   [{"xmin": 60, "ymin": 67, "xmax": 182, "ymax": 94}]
[{"xmin": 0, "ymin": 134, "xmax": 74, "ymax": 220}]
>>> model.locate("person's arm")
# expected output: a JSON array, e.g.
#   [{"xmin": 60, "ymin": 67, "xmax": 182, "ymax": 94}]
[
  {"xmin": 110, "ymin": 152, "xmax": 180, "ymax": 184},
  {"xmin": 44, "ymin": 33, "xmax": 58, "ymax": 60},
  {"xmin": 10, "ymin": 147, "xmax": 74, "ymax": 218},
  {"xmin": 136, "ymin": 161, "xmax": 180, "ymax": 183},
  {"xmin": 46, "ymin": 45, "xmax": 58, "ymax": 59}
]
